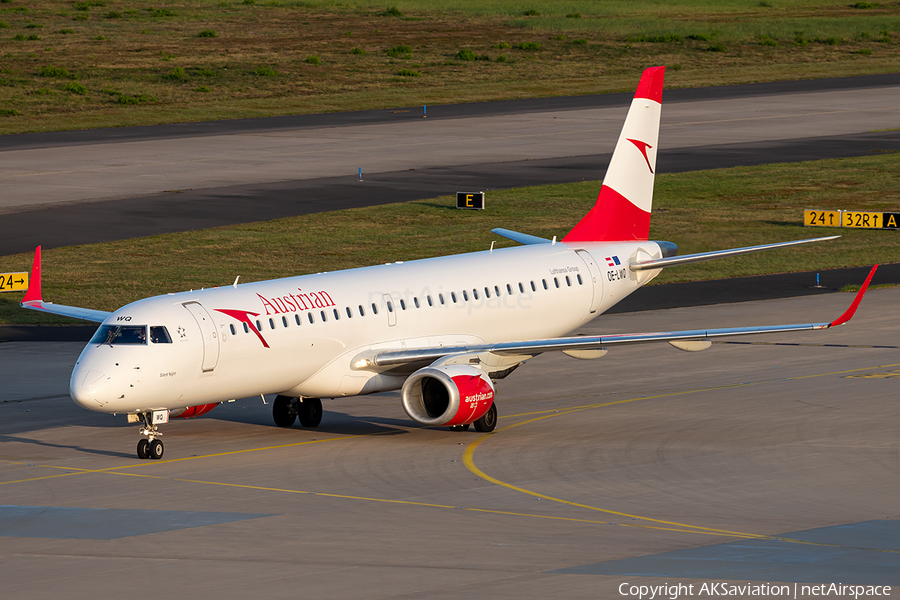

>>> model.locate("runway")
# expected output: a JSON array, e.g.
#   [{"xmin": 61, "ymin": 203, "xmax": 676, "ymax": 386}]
[
  {"xmin": 1, "ymin": 74, "xmax": 899, "ymax": 254},
  {"xmin": 2, "ymin": 289, "xmax": 898, "ymax": 598}
]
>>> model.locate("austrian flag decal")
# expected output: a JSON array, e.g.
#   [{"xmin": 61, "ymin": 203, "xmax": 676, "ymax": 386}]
[{"xmin": 605, "ymin": 256, "xmax": 621, "ymax": 267}]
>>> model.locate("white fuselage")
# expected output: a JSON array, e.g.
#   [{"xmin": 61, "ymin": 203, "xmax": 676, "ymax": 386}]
[{"xmin": 69, "ymin": 241, "xmax": 664, "ymax": 415}]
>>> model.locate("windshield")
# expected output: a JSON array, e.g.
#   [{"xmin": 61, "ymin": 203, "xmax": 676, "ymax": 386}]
[
  {"xmin": 90, "ymin": 325, "xmax": 147, "ymax": 346},
  {"xmin": 150, "ymin": 326, "xmax": 172, "ymax": 344}
]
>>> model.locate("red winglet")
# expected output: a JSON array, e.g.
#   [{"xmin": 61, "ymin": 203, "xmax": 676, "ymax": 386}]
[
  {"xmin": 634, "ymin": 66, "xmax": 666, "ymax": 104},
  {"xmin": 21, "ymin": 246, "xmax": 42, "ymax": 305},
  {"xmin": 830, "ymin": 264, "xmax": 878, "ymax": 327}
]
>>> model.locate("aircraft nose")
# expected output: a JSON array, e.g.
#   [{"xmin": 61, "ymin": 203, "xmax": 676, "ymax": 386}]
[{"xmin": 70, "ymin": 369, "xmax": 111, "ymax": 409}]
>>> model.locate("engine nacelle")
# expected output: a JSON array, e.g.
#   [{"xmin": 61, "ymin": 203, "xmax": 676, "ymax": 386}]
[{"xmin": 401, "ymin": 365, "xmax": 495, "ymax": 427}]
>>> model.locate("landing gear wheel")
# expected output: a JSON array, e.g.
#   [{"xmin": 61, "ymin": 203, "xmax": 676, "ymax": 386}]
[
  {"xmin": 297, "ymin": 398, "xmax": 323, "ymax": 428},
  {"xmin": 148, "ymin": 439, "xmax": 164, "ymax": 460},
  {"xmin": 137, "ymin": 439, "xmax": 149, "ymax": 459},
  {"xmin": 273, "ymin": 395, "xmax": 297, "ymax": 427},
  {"xmin": 449, "ymin": 424, "xmax": 470, "ymax": 431},
  {"xmin": 473, "ymin": 403, "xmax": 497, "ymax": 433}
]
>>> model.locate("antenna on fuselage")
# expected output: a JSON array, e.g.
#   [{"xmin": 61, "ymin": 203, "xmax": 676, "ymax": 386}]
[{"xmin": 233, "ymin": 276, "xmax": 240, "ymax": 288}]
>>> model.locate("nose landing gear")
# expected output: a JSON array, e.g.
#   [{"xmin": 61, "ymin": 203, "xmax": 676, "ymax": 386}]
[{"xmin": 133, "ymin": 411, "xmax": 166, "ymax": 459}]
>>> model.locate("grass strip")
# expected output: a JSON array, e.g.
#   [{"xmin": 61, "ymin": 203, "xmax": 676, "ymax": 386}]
[
  {"xmin": 0, "ymin": 0, "xmax": 898, "ymax": 134},
  {"xmin": 0, "ymin": 152, "xmax": 898, "ymax": 324}
]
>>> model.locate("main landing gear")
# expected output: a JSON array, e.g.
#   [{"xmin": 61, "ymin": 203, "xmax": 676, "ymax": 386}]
[
  {"xmin": 135, "ymin": 413, "xmax": 165, "ymax": 460},
  {"xmin": 273, "ymin": 395, "xmax": 323, "ymax": 428},
  {"xmin": 448, "ymin": 403, "xmax": 498, "ymax": 433}
]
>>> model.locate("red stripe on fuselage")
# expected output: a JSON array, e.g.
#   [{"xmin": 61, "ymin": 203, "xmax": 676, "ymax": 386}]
[{"xmin": 562, "ymin": 185, "xmax": 651, "ymax": 242}]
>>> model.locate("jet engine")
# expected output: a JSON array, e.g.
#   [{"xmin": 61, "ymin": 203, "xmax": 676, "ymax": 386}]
[{"xmin": 401, "ymin": 364, "xmax": 495, "ymax": 427}]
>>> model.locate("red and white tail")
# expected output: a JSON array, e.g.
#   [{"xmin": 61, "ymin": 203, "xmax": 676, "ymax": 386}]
[{"xmin": 563, "ymin": 66, "xmax": 665, "ymax": 243}]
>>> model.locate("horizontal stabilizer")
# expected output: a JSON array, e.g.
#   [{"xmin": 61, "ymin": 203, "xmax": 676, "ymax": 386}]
[
  {"xmin": 492, "ymin": 228, "xmax": 551, "ymax": 245},
  {"xmin": 630, "ymin": 236, "xmax": 840, "ymax": 271}
]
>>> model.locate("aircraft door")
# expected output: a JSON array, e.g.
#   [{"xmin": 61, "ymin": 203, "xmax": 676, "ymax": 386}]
[
  {"xmin": 183, "ymin": 301, "xmax": 220, "ymax": 372},
  {"xmin": 575, "ymin": 249, "xmax": 604, "ymax": 313},
  {"xmin": 382, "ymin": 293, "xmax": 397, "ymax": 327}
]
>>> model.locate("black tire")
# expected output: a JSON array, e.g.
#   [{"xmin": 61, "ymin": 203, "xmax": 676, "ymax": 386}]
[
  {"xmin": 473, "ymin": 403, "xmax": 497, "ymax": 433},
  {"xmin": 148, "ymin": 439, "xmax": 164, "ymax": 460},
  {"xmin": 298, "ymin": 398, "xmax": 323, "ymax": 428},
  {"xmin": 449, "ymin": 424, "xmax": 470, "ymax": 431},
  {"xmin": 137, "ymin": 439, "xmax": 149, "ymax": 459},
  {"xmin": 273, "ymin": 395, "xmax": 297, "ymax": 427}
]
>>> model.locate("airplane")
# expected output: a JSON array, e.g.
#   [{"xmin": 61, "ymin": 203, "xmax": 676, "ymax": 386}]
[{"xmin": 20, "ymin": 66, "xmax": 878, "ymax": 460}]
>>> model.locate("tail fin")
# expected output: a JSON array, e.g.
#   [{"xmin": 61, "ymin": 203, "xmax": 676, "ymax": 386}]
[{"xmin": 563, "ymin": 66, "xmax": 665, "ymax": 243}]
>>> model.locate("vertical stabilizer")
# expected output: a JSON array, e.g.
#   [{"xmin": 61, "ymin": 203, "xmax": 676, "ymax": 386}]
[{"xmin": 563, "ymin": 66, "xmax": 665, "ymax": 242}]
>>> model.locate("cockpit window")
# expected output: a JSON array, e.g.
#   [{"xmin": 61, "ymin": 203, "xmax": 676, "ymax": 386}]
[
  {"xmin": 91, "ymin": 325, "xmax": 147, "ymax": 346},
  {"xmin": 150, "ymin": 326, "xmax": 172, "ymax": 344}
]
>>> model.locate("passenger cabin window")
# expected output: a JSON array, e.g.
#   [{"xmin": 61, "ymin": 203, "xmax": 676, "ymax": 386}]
[
  {"xmin": 427, "ymin": 296, "xmax": 433, "ymax": 307},
  {"xmin": 321, "ymin": 310, "xmax": 328, "ymax": 322},
  {"xmin": 243, "ymin": 322, "xmax": 249, "ymax": 333},
  {"xmin": 542, "ymin": 279, "xmax": 548, "ymax": 290},
  {"xmin": 472, "ymin": 289, "xmax": 479, "ymax": 300},
  {"xmin": 484, "ymin": 287, "xmax": 490, "ymax": 298},
  {"xmin": 229, "ymin": 324, "xmax": 236, "ymax": 336},
  {"xmin": 566, "ymin": 275, "xmax": 571, "ymax": 286},
  {"xmin": 414, "ymin": 297, "xmax": 420, "ymax": 308},
  {"xmin": 150, "ymin": 326, "xmax": 172, "ymax": 344},
  {"xmin": 91, "ymin": 325, "xmax": 148, "ymax": 346},
  {"xmin": 386, "ymin": 301, "xmax": 394, "ymax": 313},
  {"xmin": 269, "ymin": 318, "xmax": 275, "ymax": 330},
  {"xmin": 346, "ymin": 307, "xmax": 353, "ymax": 318},
  {"xmin": 295, "ymin": 314, "xmax": 302, "ymax": 326},
  {"xmin": 439, "ymin": 294, "xmax": 445, "ymax": 305},
  {"xmin": 282, "ymin": 316, "xmax": 288, "ymax": 327},
  {"xmin": 518, "ymin": 282, "xmax": 524, "ymax": 293},
  {"xmin": 530, "ymin": 281, "xmax": 536, "ymax": 292},
  {"xmin": 507, "ymin": 284, "xmax": 513, "ymax": 295},
  {"xmin": 308, "ymin": 313, "xmax": 314, "ymax": 324},
  {"xmin": 462, "ymin": 290, "xmax": 469, "ymax": 301},
  {"xmin": 359, "ymin": 305, "xmax": 365, "ymax": 317},
  {"xmin": 333, "ymin": 308, "xmax": 340, "ymax": 320},
  {"xmin": 255, "ymin": 320, "xmax": 262, "ymax": 331},
  {"xmin": 577, "ymin": 274, "xmax": 584, "ymax": 285},
  {"xmin": 372, "ymin": 303, "xmax": 379, "ymax": 315},
  {"xmin": 495, "ymin": 285, "xmax": 500, "ymax": 296},
  {"xmin": 400, "ymin": 299, "xmax": 406, "ymax": 310},
  {"xmin": 554, "ymin": 277, "xmax": 560, "ymax": 288},
  {"xmin": 451, "ymin": 292, "xmax": 457, "ymax": 303}
]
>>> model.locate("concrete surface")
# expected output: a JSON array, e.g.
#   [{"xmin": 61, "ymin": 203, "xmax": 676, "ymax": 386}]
[{"xmin": 2, "ymin": 288, "xmax": 898, "ymax": 599}]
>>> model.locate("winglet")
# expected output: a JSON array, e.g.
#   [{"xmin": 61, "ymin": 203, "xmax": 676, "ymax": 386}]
[
  {"xmin": 829, "ymin": 264, "xmax": 878, "ymax": 327},
  {"xmin": 21, "ymin": 246, "xmax": 42, "ymax": 306}
]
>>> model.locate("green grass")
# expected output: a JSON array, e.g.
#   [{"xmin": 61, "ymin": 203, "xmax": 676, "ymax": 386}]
[
  {"xmin": 0, "ymin": 0, "xmax": 897, "ymax": 134},
  {"xmin": 1, "ymin": 152, "xmax": 898, "ymax": 325}
]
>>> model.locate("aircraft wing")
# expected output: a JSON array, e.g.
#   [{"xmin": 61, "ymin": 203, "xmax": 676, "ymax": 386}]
[
  {"xmin": 630, "ymin": 236, "xmax": 839, "ymax": 270},
  {"xmin": 19, "ymin": 246, "xmax": 111, "ymax": 324},
  {"xmin": 492, "ymin": 228, "xmax": 552, "ymax": 245},
  {"xmin": 369, "ymin": 264, "xmax": 877, "ymax": 368}
]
